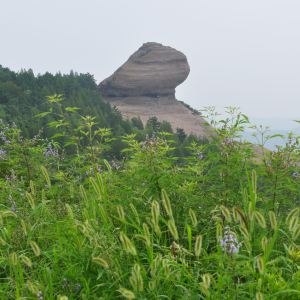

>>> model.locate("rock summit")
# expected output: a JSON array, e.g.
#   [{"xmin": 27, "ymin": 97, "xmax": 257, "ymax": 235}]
[
  {"xmin": 99, "ymin": 42, "xmax": 190, "ymax": 100},
  {"xmin": 98, "ymin": 42, "xmax": 210, "ymax": 137}
]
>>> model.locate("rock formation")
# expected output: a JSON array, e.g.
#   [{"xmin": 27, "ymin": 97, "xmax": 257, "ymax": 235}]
[
  {"xmin": 99, "ymin": 42, "xmax": 190, "ymax": 99},
  {"xmin": 98, "ymin": 42, "xmax": 211, "ymax": 137}
]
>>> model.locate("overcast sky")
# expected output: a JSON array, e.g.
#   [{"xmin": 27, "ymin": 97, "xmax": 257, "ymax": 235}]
[{"xmin": 1, "ymin": 0, "xmax": 300, "ymax": 125}]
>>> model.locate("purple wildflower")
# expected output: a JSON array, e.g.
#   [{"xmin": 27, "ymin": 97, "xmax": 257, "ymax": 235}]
[
  {"xmin": 220, "ymin": 226, "xmax": 241, "ymax": 255},
  {"xmin": 8, "ymin": 194, "xmax": 17, "ymax": 212},
  {"xmin": 197, "ymin": 152, "xmax": 204, "ymax": 160},
  {"xmin": 44, "ymin": 143, "xmax": 59, "ymax": 158},
  {"xmin": 85, "ymin": 165, "xmax": 102, "ymax": 177},
  {"xmin": 0, "ymin": 149, "xmax": 6, "ymax": 159},
  {"xmin": 37, "ymin": 291, "xmax": 43, "ymax": 300},
  {"xmin": 0, "ymin": 131, "xmax": 10, "ymax": 144},
  {"xmin": 110, "ymin": 160, "xmax": 122, "ymax": 170},
  {"xmin": 5, "ymin": 170, "xmax": 17, "ymax": 181}
]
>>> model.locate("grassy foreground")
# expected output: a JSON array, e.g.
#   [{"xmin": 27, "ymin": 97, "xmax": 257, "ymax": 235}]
[{"xmin": 0, "ymin": 103, "xmax": 300, "ymax": 299}]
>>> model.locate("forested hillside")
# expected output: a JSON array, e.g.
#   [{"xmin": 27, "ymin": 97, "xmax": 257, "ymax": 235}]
[
  {"xmin": 0, "ymin": 65, "xmax": 204, "ymax": 158},
  {"xmin": 0, "ymin": 65, "xmax": 131, "ymax": 137}
]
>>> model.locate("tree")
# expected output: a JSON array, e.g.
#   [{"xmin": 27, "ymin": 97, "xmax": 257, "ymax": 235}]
[
  {"xmin": 176, "ymin": 128, "xmax": 186, "ymax": 143},
  {"xmin": 131, "ymin": 117, "xmax": 144, "ymax": 130},
  {"xmin": 146, "ymin": 116, "xmax": 161, "ymax": 133},
  {"xmin": 160, "ymin": 121, "xmax": 173, "ymax": 133}
]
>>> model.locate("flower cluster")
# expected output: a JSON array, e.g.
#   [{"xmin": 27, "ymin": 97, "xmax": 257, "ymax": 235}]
[
  {"xmin": 85, "ymin": 165, "xmax": 102, "ymax": 177},
  {"xmin": 62, "ymin": 277, "xmax": 82, "ymax": 293},
  {"xmin": 0, "ymin": 149, "xmax": 7, "ymax": 159},
  {"xmin": 197, "ymin": 152, "xmax": 205, "ymax": 160},
  {"xmin": 5, "ymin": 170, "xmax": 17, "ymax": 181},
  {"xmin": 8, "ymin": 194, "xmax": 17, "ymax": 212},
  {"xmin": 44, "ymin": 143, "xmax": 59, "ymax": 159},
  {"xmin": 141, "ymin": 134, "xmax": 158, "ymax": 149},
  {"xmin": 0, "ymin": 131, "xmax": 10, "ymax": 144},
  {"xmin": 110, "ymin": 160, "xmax": 122, "ymax": 170},
  {"xmin": 37, "ymin": 291, "xmax": 43, "ymax": 300},
  {"xmin": 140, "ymin": 134, "xmax": 167, "ymax": 151},
  {"xmin": 220, "ymin": 226, "xmax": 241, "ymax": 255},
  {"xmin": 32, "ymin": 129, "xmax": 43, "ymax": 142}
]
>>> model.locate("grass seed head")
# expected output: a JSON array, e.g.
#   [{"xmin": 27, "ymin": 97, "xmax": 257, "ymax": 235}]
[
  {"xmin": 116, "ymin": 205, "xmax": 126, "ymax": 222},
  {"xmin": 2, "ymin": 210, "xmax": 17, "ymax": 219},
  {"xmin": 220, "ymin": 205, "xmax": 232, "ymax": 222},
  {"xmin": 27, "ymin": 280, "xmax": 39, "ymax": 294},
  {"xmin": 288, "ymin": 215, "xmax": 299, "ymax": 233},
  {"xmin": 30, "ymin": 180, "xmax": 35, "ymax": 195},
  {"xmin": 261, "ymin": 236, "xmax": 268, "ymax": 253},
  {"xmin": 118, "ymin": 287, "xmax": 136, "ymax": 300},
  {"xmin": 119, "ymin": 232, "xmax": 137, "ymax": 256},
  {"xmin": 0, "ymin": 236, "xmax": 6, "ymax": 246},
  {"xmin": 268, "ymin": 211, "xmax": 277, "ymax": 230},
  {"xmin": 9, "ymin": 252, "xmax": 18, "ymax": 266},
  {"xmin": 129, "ymin": 264, "xmax": 144, "ymax": 292},
  {"xmin": 151, "ymin": 254, "xmax": 162, "ymax": 277},
  {"xmin": 57, "ymin": 296, "xmax": 68, "ymax": 300},
  {"xmin": 286, "ymin": 208, "xmax": 299, "ymax": 226},
  {"xmin": 161, "ymin": 189, "xmax": 173, "ymax": 217},
  {"xmin": 92, "ymin": 256, "xmax": 109, "ymax": 269},
  {"xmin": 26, "ymin": 192, "xmax": 35, "ymax": 209},
  {"xmin": 256, "ymin": 255, "xmax": 265, "ymax": 274},
  {"xmin": 292, "ymin": 223, "xmax": 300, "ymax": 241},
  {"xmin": 256, "ymin": 292, "xmax": 264, "ymax": 300},
  {"xmin": 239, "ymin": 224, "xmax": 250, "ymax": 240},
  {"xmin": 195, "ymin": 235, "xmax": 203, "ymax": 257},
  {"xmin": 216, "ymin": 222, "xmax": 223, "ymax": 240},
  {"xmin": 40, "ymin": 165, "xmax": 51, "ymax": 187},
  {"xmin": 232, "ymin": 207, "xmax": 239, "ymax": 222},
  {"xmin": 248, "ymin": 202, "xmax": 255, "ymax": 221},
  {"xmin": 201, "ymin": 273, "xmax": 211, "ymax": 289},
  {"xmin": 30, "ymin": 240, "xmax": 41, "ymax": 257},
  {"xmin": 65, "ymin": 204, "xmax": 74, "ymax": 219},
  {"xmin": 129, "ymin": 203, "xmax": 140, "ymax": 225},
  {"xmin": 255, "ymin": 211, "xmax": 266, "ymax": 229},
  {"xmin": 151, "ymin": 201, "xmax": 160, "ymax": 226},
  {"xmin": 287, "ymin": 245, "xmax": 300, "ymax": 261},
  {"xmin": 167, "ymin": 219, "xmax": 179, "ymax": 241},
  {"xmin": 20, "ymin": 219, "xmax": 28, "ymax": 236},
  {"xmin": 80, "ymin": 185, "xmax": 88, "ymax": 202},
  {"xmin": 189, "ymin": 208, "xmax": 198, "ymax": 227},
  {"xmin": 142, "ymin": 223, "xmax": 151, "ymax": 247},
  {"xmin": 21, "ymin": 255, "xmax": 33, "ymax": 268}
]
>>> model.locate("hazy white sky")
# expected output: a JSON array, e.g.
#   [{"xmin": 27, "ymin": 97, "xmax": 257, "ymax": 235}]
[{"xmin": 1, "ymin": 0, "xmax": 300, "ymax": 121}]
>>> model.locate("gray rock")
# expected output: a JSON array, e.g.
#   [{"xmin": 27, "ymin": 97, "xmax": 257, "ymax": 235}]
[{"xmin": 99, "ymin": 42, "xmax": 190, "ymax": 99}]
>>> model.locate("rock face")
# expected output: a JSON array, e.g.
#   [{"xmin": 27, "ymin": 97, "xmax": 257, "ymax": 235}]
[
  {"xmin": 99, "ymin": 42, "xmax": 190, "ymax": 99},
  {"xmin": 99, "ymin": 42, "xmax": 211, "ymax": 137}
]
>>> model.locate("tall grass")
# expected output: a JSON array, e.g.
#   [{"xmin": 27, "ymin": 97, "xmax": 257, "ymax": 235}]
[{"xmin": 0, "ymin": 103, "xmax": 300, "ymax": 299}]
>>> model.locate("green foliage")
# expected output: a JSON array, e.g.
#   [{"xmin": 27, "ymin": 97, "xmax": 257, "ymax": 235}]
[
  {"xmin": 1, "ymin": 92, "xmax": 300, "ymax": 298},
  {"xmin": 0, "ymin": 65, "xmax": 205, "ymax": 159}
]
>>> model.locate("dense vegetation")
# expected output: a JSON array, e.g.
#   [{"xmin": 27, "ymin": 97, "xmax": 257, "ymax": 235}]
[
  {"xmin": 0, "ymin": 92, "xmax": 300, "ymax": 299},
  {"xmin": 0, "ymin": 65, "xmax": 204, "ymax": 159}
]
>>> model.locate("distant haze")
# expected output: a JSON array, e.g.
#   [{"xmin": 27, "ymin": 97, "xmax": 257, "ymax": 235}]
[{"xmin": 1, "ymin": 0, "xmax": 300, "ymax": 128}]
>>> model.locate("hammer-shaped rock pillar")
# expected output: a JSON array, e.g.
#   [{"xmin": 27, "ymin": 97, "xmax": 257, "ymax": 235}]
[{"xmin": 98, "ymin": 42, "xmax": 190, "ymax": 100}]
